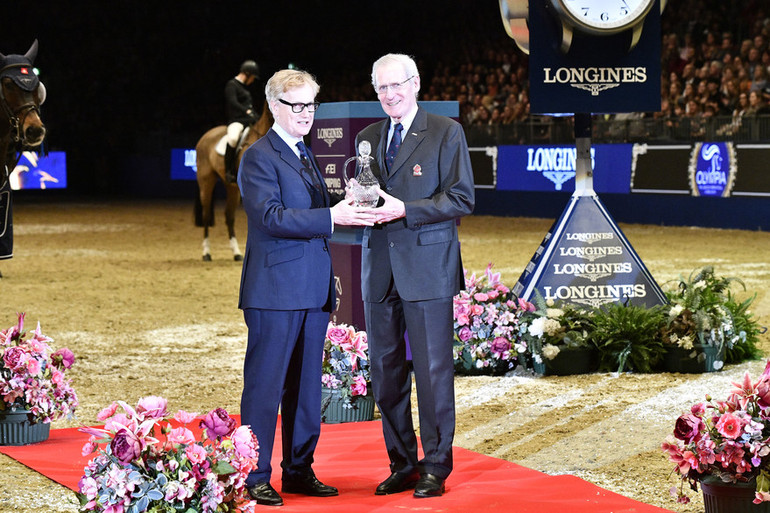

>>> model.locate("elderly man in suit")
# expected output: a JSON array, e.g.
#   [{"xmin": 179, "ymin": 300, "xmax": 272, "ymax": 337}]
[
  {"xmin": 238, "ymin": 68, "xmax": 375, "ymax": 507},
  {"xmin": 355, "ymin": 53, "xmax": 475, "ymax": 498}
]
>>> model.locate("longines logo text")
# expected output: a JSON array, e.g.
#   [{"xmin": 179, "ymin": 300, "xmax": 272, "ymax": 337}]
[
  {"xmin": 543, "ymin": 66, "xmax": 647, "ymax": 96},
  {"xmin": 317, "ymin": 127, "xmax": 343, "ymax": 147}
]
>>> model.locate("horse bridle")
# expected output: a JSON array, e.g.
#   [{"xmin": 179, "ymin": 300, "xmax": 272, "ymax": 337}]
[{"xmin": 0, "ymin": 64, "xmax": 42, "ymax": 149}]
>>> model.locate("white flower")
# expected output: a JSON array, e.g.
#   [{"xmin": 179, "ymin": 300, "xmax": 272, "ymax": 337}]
[
  {"xmin": 529, "ymin": 317, "xmax": 547, "ymax": 338},
  {"xmin": 543, "ymin": 318, "xmax": 562, "ymax": 337},
  {"xmin": 677, "ymin": 335, "xmax": 694, "ymax": 350},
  {"xmin": 542, "ymin": 344, "xmax": 561, "ymax": 360}
]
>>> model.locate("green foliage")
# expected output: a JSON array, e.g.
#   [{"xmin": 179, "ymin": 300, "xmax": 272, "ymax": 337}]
[
  {"xmin": 724, "ymin": 291, "xmax": 764, "ymax": 363},
  {"xmin": 661, "ymin": 266, "xmax": 764, "ymax": 365},
  {"xmin": 591, "ymin": 302, "xmax": 667, "ymax": 373}
]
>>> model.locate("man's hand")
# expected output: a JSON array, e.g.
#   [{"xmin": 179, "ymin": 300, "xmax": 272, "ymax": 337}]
[
  {"xmin": 330, "ymin": 199, "xmax": 377, "ymax": 226},
  {"xmin": 373, "ymin": 189, "xmax": 406, "ymax": 224}
]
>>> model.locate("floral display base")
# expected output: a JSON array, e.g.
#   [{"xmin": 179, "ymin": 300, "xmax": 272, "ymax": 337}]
[
  {"xmin": 701, "ymin": 476, "xmax": 770, "ymax": 513},
  {"xmin": 321, "ymin": 388, "xmax": 375, "ymax": 424},
  {"xmin": 662, "ymin": 344, "xmax": 724, "ymax": 374},
  {"xmin": 0, "ymin": 409, "xmax": 50, "ymax": 446},
  {"xmin": 532, "ymin": 347, "xmax": 599, "ymax": 376}
]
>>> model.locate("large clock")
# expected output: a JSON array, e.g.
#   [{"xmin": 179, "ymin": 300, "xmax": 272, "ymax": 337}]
[{"xmin": 548, "ymin": 0, "xmax": 661, "ymax": 53}]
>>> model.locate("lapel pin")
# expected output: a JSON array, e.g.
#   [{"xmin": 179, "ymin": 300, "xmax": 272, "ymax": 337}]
[{"xmin": 413, "ymin": 164, "xmax": 422, "ymax": 176}]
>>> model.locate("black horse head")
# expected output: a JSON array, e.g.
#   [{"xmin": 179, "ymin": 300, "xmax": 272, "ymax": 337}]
[
  {"xmin": 0, "ymin": 40, "xmax": 46, "ymax": 152},
  {"xmin": 0, "ymin": 40, "xmax": 40, "ymax": 92}
]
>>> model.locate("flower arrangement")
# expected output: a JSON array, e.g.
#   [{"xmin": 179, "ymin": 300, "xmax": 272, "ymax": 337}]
[
  {"xmin": 660, "ymin": 266, "xmax": 762, "ymax": 368},
  {"xmin": 77, "ymin": 396, "xmax": 259, "ymax": 513},
  {"xmin": 322, "ymin": 322, "xmax": 370, "ymax": 406},
  {"xmin": 453, "ymin": 263, "xmax": 534, "ymax": 375},
  {"xmin": 662, "ymin": 362, "xmax": 770, "ymax": 505},
  {"xmin": 0, "ymin": 312, "xmax": 78, "ymax": 423},
  {"xmin": 518, "ymin": 292, "xmax": 596, "ymax": 367}
]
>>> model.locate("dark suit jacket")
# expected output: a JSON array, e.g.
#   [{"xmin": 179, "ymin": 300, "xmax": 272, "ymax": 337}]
[
  {"xmin": 355, "ymin": 107, "xmax": 475, "ymax": 302},
  {"xmin": 237, "ymin": 128, "xmax": 335, "ymax": 310}
]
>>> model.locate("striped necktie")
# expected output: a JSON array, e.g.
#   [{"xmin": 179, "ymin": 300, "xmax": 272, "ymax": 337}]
[{"xmin": 385, "ymin": 123, "xmax": 403, "ymax": 171}]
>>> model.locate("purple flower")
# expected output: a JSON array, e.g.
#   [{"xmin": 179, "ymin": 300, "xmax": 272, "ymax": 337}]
[
  {"xmin": 110, "ymin": 427, "xmax": 144, "ymax": 464},
  {"xmin": 458, "ymin": 326, "xmax": 474, "ymax": 342},
  {"xmin": 490, "ymin": 337, "xmax": 511, "ymax": 356},
  {"xmin": 200, "ymin": 408, "xmax": 236, "ymax": 439}
]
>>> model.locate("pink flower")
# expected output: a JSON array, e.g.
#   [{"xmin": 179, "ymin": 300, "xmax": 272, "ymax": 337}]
[
  {"xmin": 351, "ymin": 375, "xmax": 368, "ymax": 396},
  {"xmin": 97, "ymin": 402, "xmax": 119, "ymax": 421},
  {"xmin": 136, "ymin": 396, "xmax": 168, "ymax": 419},
  {"xmin": 3, "ymin": 346, "xmax": 28, "ymax": 372},
  {"xmin": 174, "ymin": 410, "xmax": 199, "ymax": 425},
  {"xmin": 168, "ymin": 427, "xmax": 196, "ymax": 445},
  {"xmin": 716, "ymin": 412, "xmax": 744, "ymax": 439},
  {"xmin": 517, "ymin": 298, "xmax": 536, "ymax": 312},
  {"xmin": 26, "ymin": 357, "xmax": 42, "ymax": 376},
  {"xmin": 326, "ymin": 324, "xmax": 351, "ymax": 345},
  {"xmin": 185, "ymin": 443, "xmax": 208, "ymax": 464},
  {"xmin": 81, "ymin": 437, "xmax": 98, "ymax": 456},
  {"xmin": 200, "ymin": 408, "xmax": 236, "ymax": 439},
  {"xmin": 673, "ymin": 414, "xmax": 704, "ymax": 443},
  {"xmin": 51, "ymin": 347, "xmax": 75, "ymax": 369},
  {"xmin": 231, "ymin": 425, "xmax": 259, "ymax": 459}
]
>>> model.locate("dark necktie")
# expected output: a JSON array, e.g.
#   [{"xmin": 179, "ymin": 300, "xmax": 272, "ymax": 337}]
[
  {"xmin": 385, "ymin": 123, "xmax": 403, "ymax": 171},
  {"xmin": 296, "ymin": 141, "xmax": 324, "ymax": 204}
]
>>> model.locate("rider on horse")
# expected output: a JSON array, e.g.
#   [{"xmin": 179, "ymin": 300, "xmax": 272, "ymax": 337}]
[{"xmin": 224, "ymin": 59, "xmax": 259, "ymax": 183}]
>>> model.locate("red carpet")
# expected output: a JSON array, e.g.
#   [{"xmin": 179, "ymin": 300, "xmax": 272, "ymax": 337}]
[{"xmin": 0, "ymin": 418, "xmax": 673, "ymax": 512}]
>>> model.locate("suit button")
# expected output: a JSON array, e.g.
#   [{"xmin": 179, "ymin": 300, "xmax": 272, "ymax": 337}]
[{"xmin": 389, "ymin": 242, "xmax": 395, "ymax": 248}]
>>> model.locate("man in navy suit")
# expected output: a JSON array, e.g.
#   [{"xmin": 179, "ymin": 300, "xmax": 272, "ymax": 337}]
[
  {"xmin": 355, "ymin": 54, "xmax": 475, "ymax": 498},
  {"xmin": 238, "ymin": 69, "xmax": 375, "ymax": 507}
]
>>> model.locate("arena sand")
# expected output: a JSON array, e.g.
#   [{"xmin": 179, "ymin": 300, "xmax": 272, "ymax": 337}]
[{"xmin": 1, "ymin": 199, "xmax": 769, "ymax": 512}]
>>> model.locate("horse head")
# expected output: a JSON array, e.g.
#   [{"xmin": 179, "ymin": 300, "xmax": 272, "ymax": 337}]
[{"xmin": 0, "ymin": 40, "xmax": 46, "ymax": 150}]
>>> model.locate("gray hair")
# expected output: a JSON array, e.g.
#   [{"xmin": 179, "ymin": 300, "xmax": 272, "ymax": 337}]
[
  {"xmin": 265, "ymin": 69, "xmax": 320, "ymax": 106},
  {"xmin": 371, "ymin": 53, "xmax": 419, "ymax": 88}
]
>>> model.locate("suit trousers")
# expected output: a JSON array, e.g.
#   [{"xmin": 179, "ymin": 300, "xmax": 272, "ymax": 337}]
[
  {"xmin": 241, "ymin": 307, "xmax": 328, "ymax": 485},
  {"xmin": 365, "ymin": 282, "xmax": 455, "ymax": 479}
]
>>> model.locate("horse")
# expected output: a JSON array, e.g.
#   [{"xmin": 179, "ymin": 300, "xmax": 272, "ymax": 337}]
[
  {"xmin": 194, "ymin": 102, "xmax": 272, "ymax": 261},
  {"xmin": 0, "ymin": 40, "xmax": 46, "ymax": 277}
]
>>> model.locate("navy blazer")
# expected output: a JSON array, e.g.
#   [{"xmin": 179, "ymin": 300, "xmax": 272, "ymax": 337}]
[
  {"xmin": 355, "ymin": 108, "xmax": 475, "ymax": 302},
  {"xmin": 237, "ymin": 128, "xmax": 335, "ymax": 310}
]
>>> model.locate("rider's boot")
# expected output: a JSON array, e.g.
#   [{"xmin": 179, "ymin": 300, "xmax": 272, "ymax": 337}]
[{"xmin": 224, "ymin": 144, "xmax": 237, "ymax": 183}]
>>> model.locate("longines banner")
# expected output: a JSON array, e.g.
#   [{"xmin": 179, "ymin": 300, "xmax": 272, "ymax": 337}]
[
  {"xmin": 513, "ymin": 194, "xmax": 666, "ymax": 309},
  {"xmin": 528, "ymin": 0, "xmax": 662, "ymax": 114}
]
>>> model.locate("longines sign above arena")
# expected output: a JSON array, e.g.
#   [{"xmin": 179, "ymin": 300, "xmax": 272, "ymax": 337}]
[{"xmin": 528, "ymin": 0, "xmax": 662, "ymax": 114}]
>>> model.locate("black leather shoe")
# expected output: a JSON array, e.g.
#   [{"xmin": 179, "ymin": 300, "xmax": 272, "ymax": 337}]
[
  {"xmin": 375, "ymin": 471, "xmax": 420, "ymax": 495},
  {"xmin": 282, "ymin": 473, "xmax": 338, "ymax": 497},
  {"xmin": 414, "ymin": 473, "xmax": 445, "ymax": 498},
  {"xmin": 247, "ymin": 482, "xmax": 283, "ymax": 506}
]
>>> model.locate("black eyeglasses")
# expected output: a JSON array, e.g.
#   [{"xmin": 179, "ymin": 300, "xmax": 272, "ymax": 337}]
[{"xmin": 278, "ymin": 98, "xmax": 320, "ymax": 113}]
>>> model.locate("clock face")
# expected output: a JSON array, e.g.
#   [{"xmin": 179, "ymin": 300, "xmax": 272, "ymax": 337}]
[{"xmin": 553, "ymin": 0, "xmax": 655, "ymax": 33}]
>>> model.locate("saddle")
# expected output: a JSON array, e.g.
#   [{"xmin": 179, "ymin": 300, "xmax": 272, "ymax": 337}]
[{"xmin": 215, "ymin": 126, "xmax": 251, "ymax": 156}]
